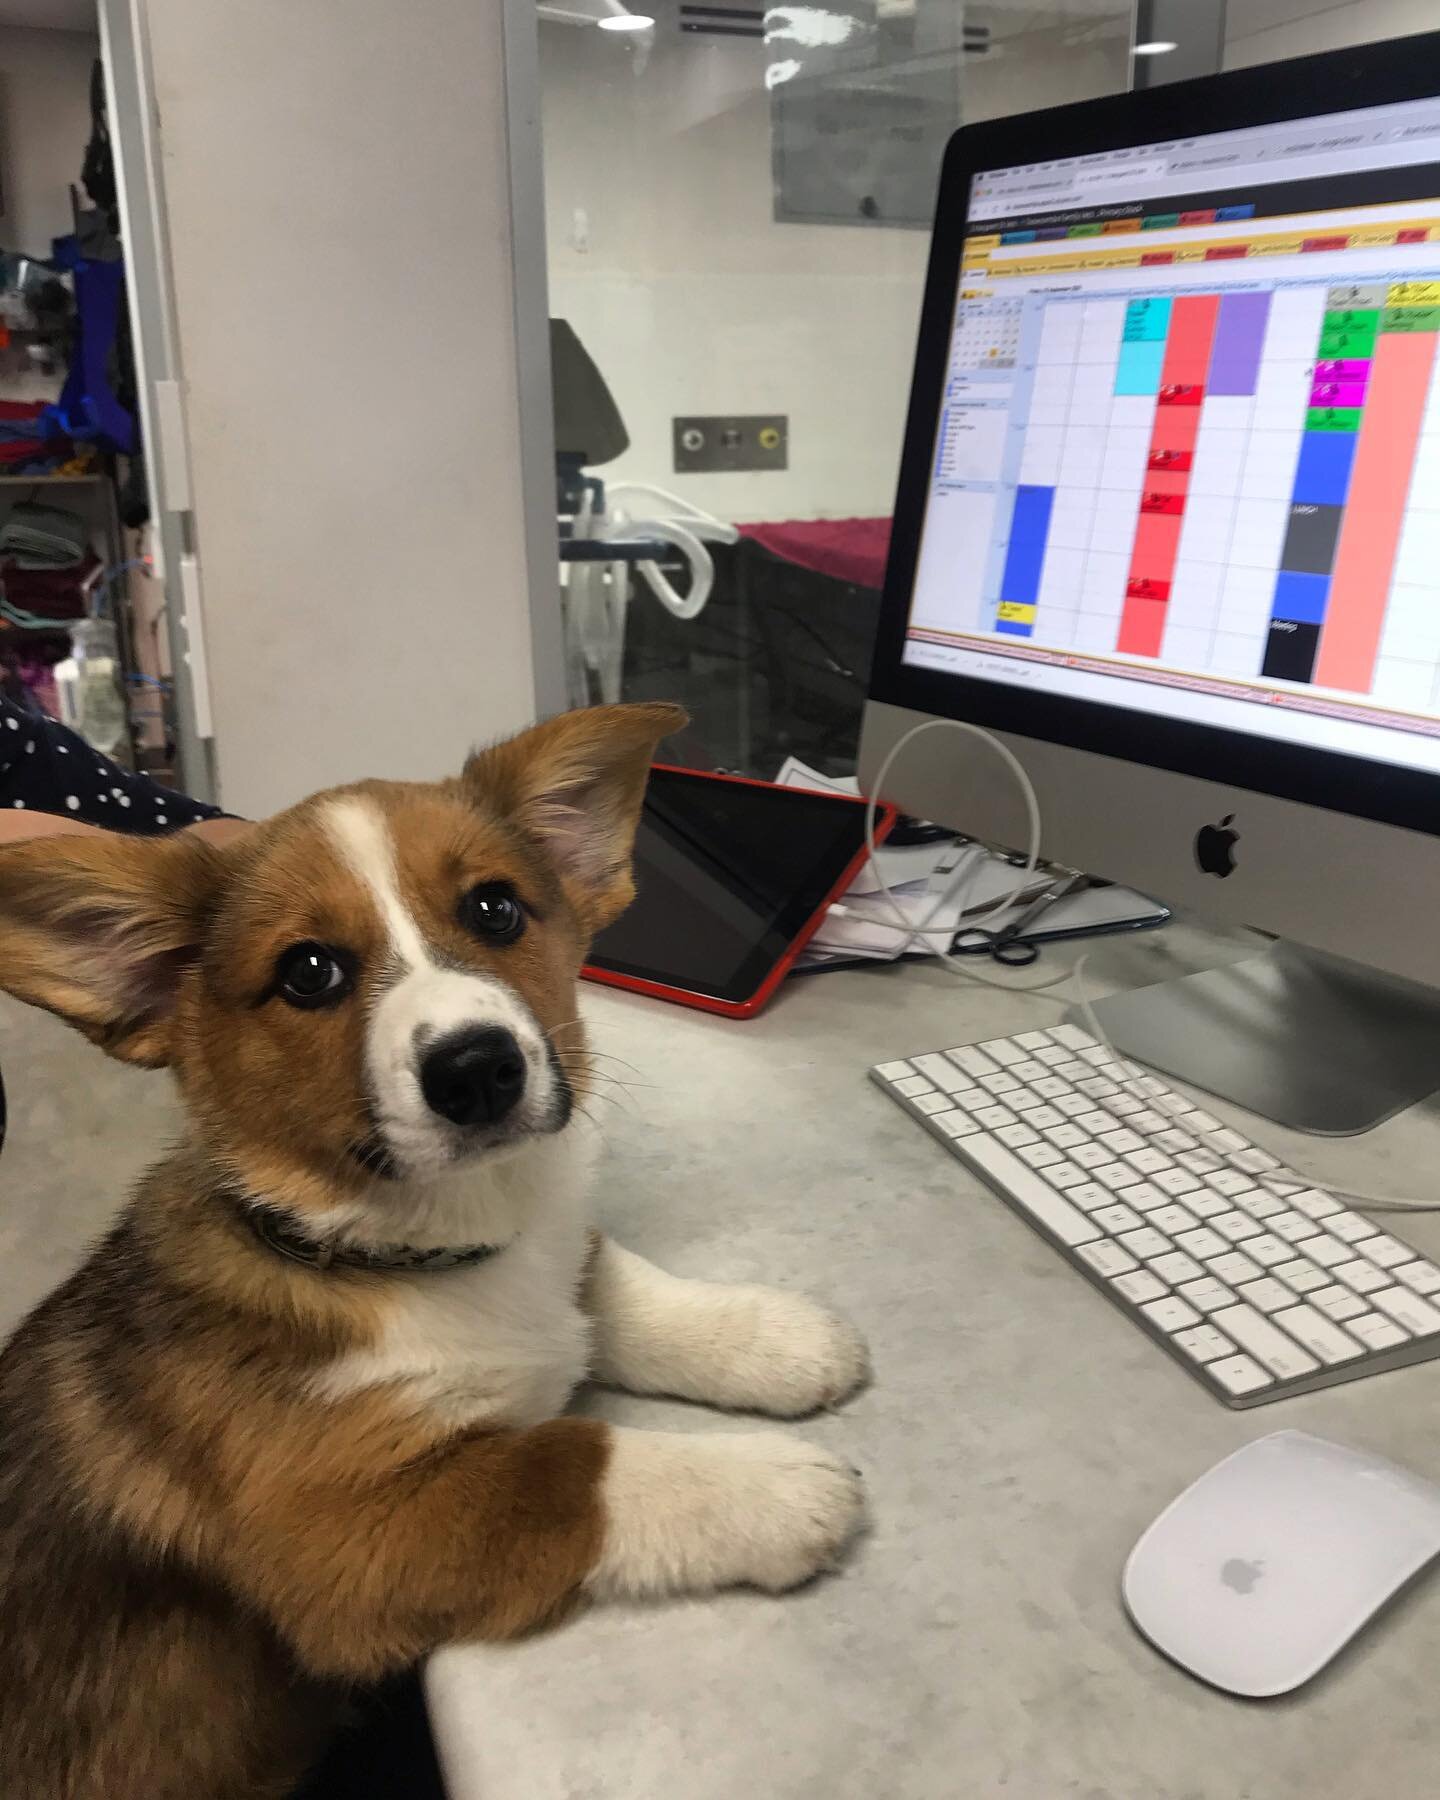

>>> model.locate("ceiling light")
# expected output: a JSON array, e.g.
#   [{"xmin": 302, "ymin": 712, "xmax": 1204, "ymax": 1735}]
[
  {"xmin": 1133, "ymin": 40, "xmax": 1177, "ymax": 55},
  {"xmin": 598, "ymin": 11, "xmax": 655, "ymax": 28}
]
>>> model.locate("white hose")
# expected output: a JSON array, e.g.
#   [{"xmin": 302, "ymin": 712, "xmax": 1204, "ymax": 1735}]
[{"xmin": 594, "ymin": 486, "xmax": 740, "ymax": 622}]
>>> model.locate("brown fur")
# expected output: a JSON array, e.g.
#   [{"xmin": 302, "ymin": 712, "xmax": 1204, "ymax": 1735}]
[{"xmin": 0, "ymin": 703, "xmax": 681, "ymax": 1798}]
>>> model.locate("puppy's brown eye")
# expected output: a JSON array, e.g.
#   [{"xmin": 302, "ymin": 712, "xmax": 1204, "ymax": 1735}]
[
  {"xmin": 458, "ymin": 882, "xmax": 525, "ymax": 945},
  {"xmin": 275, "ymin": 943, "xmax": 353, "ymax": 1009}
]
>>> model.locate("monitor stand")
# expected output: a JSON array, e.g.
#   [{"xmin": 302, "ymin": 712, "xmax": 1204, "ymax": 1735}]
[{"xmin": 1081, "ymin": 941, "xmax": 1440, "ymax": 1137}]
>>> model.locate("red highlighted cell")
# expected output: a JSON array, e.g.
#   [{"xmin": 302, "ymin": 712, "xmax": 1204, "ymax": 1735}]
[
  {"xmin": 1117, "ymin": 596, "xmax": 1169, "ymax": 657},
  {"xmin": 1141, "ymin": 252, "xmax": 1175, "ymax": 266},
  {"xmin": 1126, "ymin": 576, "xmax": 1171, "ymax": 602},
  {"xmin": 1301, "ymin": 235, "xmax": 1349, "ymax": 252},
  {"xmin": 1398, "ymin": 227, "xmax": 1428, "ymax": 245},
  {"xmin": 1147, "ymin": 447, "xmax": 1193, "ymax": 472},
  {"xmin": 1158, "ymin": 383, "xmax": 1203, "ymax": 405},
  {"xmin": 1204, "ymin": 246, "xmax": 1248, "ymax": 260},
  {"xmin": 1179, "ymin": 210, "xmax": 1216, "ymax": 225},
  {"xmin": 1140, "ymin": 491, "xmax": 1185, "ymax": 515}
]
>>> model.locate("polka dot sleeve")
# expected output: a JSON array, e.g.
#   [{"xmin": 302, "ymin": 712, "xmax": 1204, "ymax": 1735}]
[{"xmin": 0, "ymin": 696, "xmax": 224, "ymax": 834}]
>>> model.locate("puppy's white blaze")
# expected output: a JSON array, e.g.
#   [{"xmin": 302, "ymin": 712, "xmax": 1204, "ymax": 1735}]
[{"xmin": 320, "ymin": 796, "xmax": 554, "ymax": 1160}]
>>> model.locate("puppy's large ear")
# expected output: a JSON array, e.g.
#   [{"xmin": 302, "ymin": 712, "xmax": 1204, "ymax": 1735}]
[
  {"xmin": 463, "ymin": 702, "xmax": 686, "ymax": 931},
  {"xmin": 0, "ymin": 832, "xmax": 222, "ymax": 1067}
]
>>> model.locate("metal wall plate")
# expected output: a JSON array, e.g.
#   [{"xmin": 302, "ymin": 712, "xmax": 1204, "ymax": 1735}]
[{"xmin": 673, "ymin": 414, "xmax": 788, "ymax": 473}]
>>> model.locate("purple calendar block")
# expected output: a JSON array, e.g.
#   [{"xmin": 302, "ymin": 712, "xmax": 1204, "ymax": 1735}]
[
  {"xmin": 1207, "ymin": 292, "xmax": 1272, "ymax": 396},
  {"xmin": 1310, "ymin": 379, "xmax": 1368, "ymax": 407},
  {"xmin": 1315, "ymin": 359, "xmax": 1372, "ymax": 381}
]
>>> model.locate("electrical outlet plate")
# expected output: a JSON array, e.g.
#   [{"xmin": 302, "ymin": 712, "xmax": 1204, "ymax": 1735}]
[{"xmin": 673, "ymin": 414, "xmax": 788, "ymax": 474}]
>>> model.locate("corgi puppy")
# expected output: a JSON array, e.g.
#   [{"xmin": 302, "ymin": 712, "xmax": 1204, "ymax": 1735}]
[{"xmin": 0, "ymin": 703, "xmax": 867, "ymax": 1800}]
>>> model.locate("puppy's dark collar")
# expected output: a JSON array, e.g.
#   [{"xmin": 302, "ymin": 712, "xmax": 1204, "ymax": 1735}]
[{"xmin": 240, "ymin": 1200, "xmax": 503, "ymax": 1274}]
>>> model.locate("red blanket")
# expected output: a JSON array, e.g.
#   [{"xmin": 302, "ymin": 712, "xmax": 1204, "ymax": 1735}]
[{"xmin": 739, "ymin": 517, "xmax": 891, "ymax": 592}]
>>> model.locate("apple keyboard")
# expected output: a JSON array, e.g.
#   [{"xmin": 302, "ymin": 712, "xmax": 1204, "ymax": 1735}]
[{"xmin": 871, "ymin": 1024, "xmax": 1440, "ymax": 1408}]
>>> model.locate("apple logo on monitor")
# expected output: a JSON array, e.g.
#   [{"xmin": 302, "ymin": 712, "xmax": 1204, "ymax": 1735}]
[{"xmin": 1195, "ymin": 815, "xmax": 1239, "ymax": 878}]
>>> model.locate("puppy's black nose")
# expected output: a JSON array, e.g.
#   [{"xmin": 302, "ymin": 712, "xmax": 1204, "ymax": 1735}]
[{"xmin": 420, "ymin": 1027, "xmax": 526, "ymax": 1127}]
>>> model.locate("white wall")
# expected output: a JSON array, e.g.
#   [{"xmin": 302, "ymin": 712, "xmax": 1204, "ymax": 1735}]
[
  {"xmin": 540, "ymin": 8, "xmax": 1129, "ymax": 525},
  {"xmin": 137, "ymin": 0, "xmax": 558, "ymax": 818},
  {"xmin": 0, "ymin": 24, "xmax": 95, "ymax": 258},
  {"xmin": 1225, "ymin": 0, "xmax": 1435, "ymax": 68}
]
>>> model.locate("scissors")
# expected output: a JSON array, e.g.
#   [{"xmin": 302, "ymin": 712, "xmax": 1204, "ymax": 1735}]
[{"xmin": 951, "ymin": 871, "xmax": 1088, "ymax": 967}]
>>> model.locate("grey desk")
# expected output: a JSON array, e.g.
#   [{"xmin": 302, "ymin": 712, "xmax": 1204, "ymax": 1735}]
[{"xmin": 426, "ymin": 930, "xmax": 1440, "ymax": 1800}]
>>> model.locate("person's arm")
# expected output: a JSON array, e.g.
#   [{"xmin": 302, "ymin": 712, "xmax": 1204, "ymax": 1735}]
[{"xmin": 0, "ymin": 694, "xmax": 247, "ymax": 845}]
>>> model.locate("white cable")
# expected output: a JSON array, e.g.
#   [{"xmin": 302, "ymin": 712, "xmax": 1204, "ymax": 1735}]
[
  {"xmin": 1069, "ymin": 951, "xmax": 1440, "ymax": 1216},
  {"xmin": 861, "ymin": 718, "xmax": 1075, "ymax": 994}
]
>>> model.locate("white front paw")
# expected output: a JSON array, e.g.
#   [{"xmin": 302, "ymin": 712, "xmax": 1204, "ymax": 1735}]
[
  {"xmin": 591, "ymin": 1429, "xmax": 867, "ymax": 1599},
  {"xmin": 710, "ymin": 1288, "xmax": 871, "ymax": 1417}
]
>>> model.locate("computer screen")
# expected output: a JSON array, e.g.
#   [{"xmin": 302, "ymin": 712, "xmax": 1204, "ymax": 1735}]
[{"xmin": 904, "ymin": 90, "xmax": 1440, "ymax": 779}]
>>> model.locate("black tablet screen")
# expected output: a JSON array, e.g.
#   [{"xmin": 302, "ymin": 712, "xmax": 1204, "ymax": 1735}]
[{"xmin": 586, "ymin": 769, "xmax": 872, "ymax": 1005}]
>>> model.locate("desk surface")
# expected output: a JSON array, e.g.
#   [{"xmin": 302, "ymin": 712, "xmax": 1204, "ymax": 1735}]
[{"xmin": 427, "ymin": 929, "xmax": 1440, "ymax": 1800}]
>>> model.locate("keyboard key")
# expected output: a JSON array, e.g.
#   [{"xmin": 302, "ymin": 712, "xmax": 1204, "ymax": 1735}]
[
  {"xmin": 1178, "ymin": 1150, "xmax": 1223, "ymax": 1175},
  {"xmin": 1074, "ymin": 1110, "xmax": 1113, "ymax": 1135},
  {"xmin": 912, "ymin": 1054, "xmax": 976, "ymax": 1092},
  {"xmin": 949, "ymin": 1046, "xmax": 999, "ymax": 1077},
  {"xmin": 960, "ymin": 1136, "xmax": 1101, "ymax": 1248},
  {"xmin": 1173, "ymin": 1324, "xmax": 1235, "ymax": 1363},
  {"xmin": 1154, "ymin": 1128, "xmax": 1197, "ymax": 1155},
  {"xmin": 1150, "ymin": 1205, "xmax": 1200, "ymax": 1237},
  {"xmin": 1304, "ymin": 1235, "xmax": 1351, "ymax": 1268},
  {"xmin": 1348, "ymin": 1312, "xmax": 1409, "ymax": 1352},
  {"xmin": 1095, "ymin": 1163, "xmax": 1143, "ymax": 1192},
  {"xmin": 1155, "ymin": 1169, "xmax": 1202, "ymax": 1197},
  {"xmin": 1211, "ymin": 1251, "xmax": 1262, "ymax": 1286},
  {"xmin": 1044, "ymin": 1123, "xmax": 1088, "ymax": 1149},
  {"xmin": 1077, "ymin": 1239, "xmax": 1138, "ymax": 1278},
  {"xmin": 1271, "ymin": 1210, "xmax": 1321, "ymax": 1244},
  {"xmin": 980, "ymin": 1038, "xmax": 1028, "ymax": 1066},
  {"xmin": 1014, "ymin": 1030, "xmax": 1051, "ymax": 1051},
  {"xmin": 1355, "ymin": 1235, "xmax": 1410, "ymax": 1270},
  {"xmin": 1126, "ymin": 1183, "xmax": 1168, "ymax": 1213},
  {"xmin": 1050, "ymin": 1024, "xmax": 1097, "ymax": 1050},
  {"xmin": 1212, "ymin": 1305, "xmax": 1319, "ymax": 1381},
  {"xmin": 998, "ymin": 1123, "xmax": 1041, "ymax": 1149},
  {"xmin": 1334, "ymin": 1260, "xmax": 1388, "ymax": 1295},
  {"xmin": 979, "ymin": 1072, "xmax": 1021, "ymax": 1096},
  {"xmin": 1232, "ymin": 1147, "xmax": 1281, "ymax": 1173},
  {"xmin": 875, "ymin": 1060, "xmax": 915, "ymax": 1080},
  {"xmin": 1016, "ymin": 1142, "xmax": 1062, "ymax": 1167},
  {"xmin": 1275, "ymin": 1260, "xmax": 1328, "ymax": 1294},
  {"xmin": 1174, "ymin": 1226, "xmax": 1226, "ymax": 1259},
  {"xmin": 1205, "ymin": 1170, "xmax": 1255, "ymax": 1197},
  {"xmin": 1131, "ymin": 1109, "xmax": 1168, "ymax": 1134},
  {"xmin": 1010, "ymin": 1061, "xmax": 1049, "ymax": 1084},
  {"xmin": 1292, "ymin": 1188, "xmax": 1342, "ymax": 1220},
  {"xmin": 1237, "ymin": 1277, "xmax": 1294, "ymax": 1314},
  {"xmin": 1118, "ymin": 1226, "xmax": 1171, "ymax": 1260},
  {"xmin": 1234, "ymin": 1190, "xmax": 1285, "ymax": 1220},
  {"xmin": 1141, "ymin": 1296, "xmax": 1201, "ymax": 1333},
  {"xmin": 1181, "ymin": 1108, "xmax": 1223, "ymax": 1133},
  {"xmin": 1093, "ymin": 1203, "xmax": 1143, "ymax": 1234},
  {"xmin": 1079, "ymin": 1046, "xmax": 1114, "ymax": 1067},
  {"xmin": 931, "ymin": 1110, "xmax": 979, "ymax": 1139},
  {"xmin": 1034, "ymin": 1046, "xmax": 1072, "ymax": 1067},
  {"xmin": 1108, "ymin": 1095, "xmax": 1145, "ymax": 1118},
  {"xmin": 914, "ymin": 1092, "xmax": 953, "ymax": 1115},
  {"xmin": 1056, "ymin": 1060, "xmax": 1092, "ymax": 1081},
  {"xmin": 1178, "ymin": 1277, "xmax": 1237, "ymax": 1313},
  {"xmin": 1214, "ymin": 1211, "xmax": 1262, "ymax": 1243},
  {"xmin": 894, "ymin": 1075, "xmax": 934, "ymax": 1097},
  {"xmin": 1097, "ymin": 1128, "xmax": 1144, "ymax": 1156},
  {"xmin": 1072, "ymin": 1142, "xmax": 1112, "ymax": 1170},
  {"xmin": 1186, "ymin": 1191, "xmax": 1232, "ymax": 1220},
  {"xmin": 1025, "ymin": 1106, "xmax": 1064, "ymax": 1130},
  {"xmin": 1076, "ymin": 1077, "xmax": 1121, "ymax": 1099},
  {"xmin": 974, "ymin": 1105, "xmax": 1018, "ymax": 1130},
  {"xmin": 1273, "ymin": 1305, "xmax": 1364, "ymax": 1365},
  {"xmin": 1034, "ymin": 1077, "xmax": 1075, "ymax": 1101},
  {"xmin": 1009, "ymin": 1088, "xmax": 1050, "ymax": 1112},
  {"xmin": 1067, "ymin": 1182, "xmax": 1110, "ymax": 1209},
  {"xmin": 1125, "ymin": 1147, "xmax": 1171, "ymax": 1175},
  {"xmin": 1053, "ymin": 1092, "xmax": 1092, "ymax": 1116},
  {"xmin": 1044, "ymin": 1163, "xmax": 1091, "ymax": 1191},
  {"xmin": 1138, "ymin": 1076, "xmax": 1170, "ymax": 1098},
  {"xmin": 1150, "ymin": 1251, "xmax": 1203, "ymax": 1286},
  {"xmin": 1209, "ymin": 1354, "xmax": 1272, "ymax": 1398},
  {"xmin": 1312, "ymin": 1285, "xmax": 1366, "ymax": 1322},
  {"xmin": 1245, "ymin": 1235, "xmax": 1291, "ymax": 1268},
  {"xmin": 1211, "ymin": 1128, "xmax": 1248, "ymax": 1152},
  {"xmin": 1398, "ymin": 1261, "xmax": 1440, "ymax": 1297},
  {"xmin": 1326, "ymin": 1210, "xmax": 1375, "ymax": 1244},
  {"xmin": 1372, "ymin": 1288, "xmax": 1440, "ymax": 1336},
  {"xmin": 1112, "ymin": 1269, "xmax": 1167, "ymax": 1304}
]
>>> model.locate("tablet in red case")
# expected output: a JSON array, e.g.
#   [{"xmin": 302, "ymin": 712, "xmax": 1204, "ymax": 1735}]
[{"xmin": 583, "ymin": 765, "xmax": 895, "ymax": 1018}]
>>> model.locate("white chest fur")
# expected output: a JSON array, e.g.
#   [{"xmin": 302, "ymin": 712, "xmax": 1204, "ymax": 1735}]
[{"xmin": 312, "ymin": 1135, "xmax": 596, "ymax": 1431}]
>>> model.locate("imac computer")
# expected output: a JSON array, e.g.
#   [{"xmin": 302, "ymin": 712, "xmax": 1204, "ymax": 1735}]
[{"xmin": 861, "ymin": 32, "xmax": 1440, "ymax": 1137}]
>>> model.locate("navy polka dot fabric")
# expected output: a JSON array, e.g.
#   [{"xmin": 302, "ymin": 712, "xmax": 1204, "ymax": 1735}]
[{"xmin": 0, "ymin": 695, "xmax": 220, "ymax": 834}]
